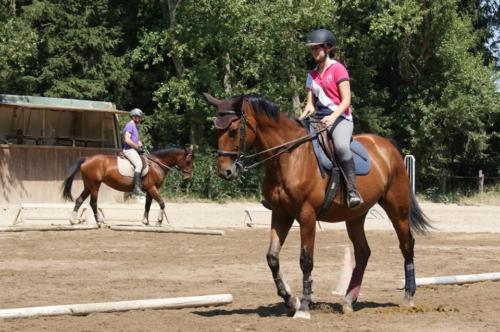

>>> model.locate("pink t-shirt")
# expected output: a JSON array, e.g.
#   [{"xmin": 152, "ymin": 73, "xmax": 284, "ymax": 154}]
[{"xmin": 306, "ymin": 61, "xmax": 352, "ymax": 120}]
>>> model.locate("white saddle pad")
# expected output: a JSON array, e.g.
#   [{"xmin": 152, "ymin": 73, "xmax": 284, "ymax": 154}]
[{"xmin": 117, "ymin": 156, "xmax": 149, "ymax": 178}]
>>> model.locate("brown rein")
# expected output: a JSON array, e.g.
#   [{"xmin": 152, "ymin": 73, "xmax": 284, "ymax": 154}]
[{"xmin": 216, "ymin": 110, "xmax": 327, "ymax": 172}]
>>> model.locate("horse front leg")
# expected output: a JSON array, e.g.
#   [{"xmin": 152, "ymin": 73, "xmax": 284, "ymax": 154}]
[
  {"xmin": 142, "ymin": 194, "xmax": 153, "ymax": 226},
  {"xmin": 148, "ymin": 186, "xmax": 165, "ymax": 227},
  {"xmin": 294, "ymin": 215, "xmax": 316, "ymax": 320},
  {"xmin": 343, "ymin": 214, "xmax": 370, "ymax": 313},
  {"xmin": 266, "ymin": 211, "xmax": 299, "ymax": 315},
  {"xmin": 70, "ymin": 188, "xmax": 90, "ymax": 225}
]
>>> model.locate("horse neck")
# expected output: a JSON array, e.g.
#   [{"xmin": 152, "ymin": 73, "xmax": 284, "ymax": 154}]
[
  {"xmin": 154, "ymin": 149, "xmax": 182, "ymax": 167},
  {"xmin": 254, "ymin": 112, "xmax": 307, "ymax": 153}
]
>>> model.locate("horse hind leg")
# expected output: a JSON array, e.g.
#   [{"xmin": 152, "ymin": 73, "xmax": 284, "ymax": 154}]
[
  {"xmin": 266, "ymin": 212, "xmax": 299, "ymax": 315},
  {"xmin": 379, "ymin": 188, "xmax": 416, "ymax": 307},
  {"xmin": 89, "ymin": 186, "xmax": 104, "ymax": 227},
  {"xmin": 343, "ymin": 213, "xmax": 371, "ymax": 314},
  {"xmin": 70, "ymin": 188, "xmax": 90, "ymax": 225}
]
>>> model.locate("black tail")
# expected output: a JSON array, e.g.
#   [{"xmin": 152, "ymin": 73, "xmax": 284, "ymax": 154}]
[
  {"xmin": 62, "ymin": 157, "xmax": 86, "ymax": 201},
  {"xmin": 409, "ymin": 190, "xmax": 432, "ymax": 234}
]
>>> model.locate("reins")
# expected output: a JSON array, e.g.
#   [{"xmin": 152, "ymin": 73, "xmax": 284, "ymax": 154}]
[
  {"xmin": 216, "ymin": 109, "xmax": 328, "ymax": 172},
  {"xmin": 240, "ymin": 128, "xmax": 327, "ymax": 171}
]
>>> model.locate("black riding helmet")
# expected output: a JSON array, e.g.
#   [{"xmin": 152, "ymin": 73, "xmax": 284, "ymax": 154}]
[{"xmin": 305, "ymin": 29, "xmax": 336, "ymax": 47}]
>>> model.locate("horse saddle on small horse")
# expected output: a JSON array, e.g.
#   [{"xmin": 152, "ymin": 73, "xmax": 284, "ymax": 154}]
[{"xmin": 117, "ymin": 153, "xmax": 150, "ymax": 178}]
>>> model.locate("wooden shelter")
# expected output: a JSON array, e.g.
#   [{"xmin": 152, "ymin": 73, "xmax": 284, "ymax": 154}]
[{"xmin": 0, "ymin": 94, "xmax": 127, "ymax": 203}]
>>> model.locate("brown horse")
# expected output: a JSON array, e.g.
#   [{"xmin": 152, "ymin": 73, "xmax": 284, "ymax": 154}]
[
  {"xmin": 62, "ymin": 146, "xmax": 194, "ymax": 226},
  {"xmin": 203, "ymin": 93, "xmax": 431, "ymax": 319}
]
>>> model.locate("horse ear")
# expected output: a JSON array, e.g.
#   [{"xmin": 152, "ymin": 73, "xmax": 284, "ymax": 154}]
[
  {"xmin": 202, "ymin": 92, "xmax": 221, "ymax": 107},
  {"xmin": 184, "ymin": 144, "xmax": 194, "ymax": 154}
]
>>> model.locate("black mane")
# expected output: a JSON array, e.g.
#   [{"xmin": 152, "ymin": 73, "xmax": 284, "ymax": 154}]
[
  {"xmin": 153, "ymin": 147, "xmax": 184, "ymax": 157},
  {"xmin": 242, "ymin": 95, "xmax": 281, "ymax": 122}
]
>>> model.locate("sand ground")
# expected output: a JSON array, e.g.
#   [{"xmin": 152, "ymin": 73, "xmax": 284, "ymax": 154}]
[{"xmin": 0, "ymin": 202, "xmax": 499, "ymax": 331}]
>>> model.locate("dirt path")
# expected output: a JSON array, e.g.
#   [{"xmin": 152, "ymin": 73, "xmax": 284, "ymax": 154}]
[{"xmin": 1, "ymin": 228, "xmax": 499, "ymax": 331}]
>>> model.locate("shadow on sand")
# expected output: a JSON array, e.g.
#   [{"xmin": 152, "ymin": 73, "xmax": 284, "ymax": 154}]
[{"xmin": 192, "ymin": 300, "xmax": 399, "ymax": 318}]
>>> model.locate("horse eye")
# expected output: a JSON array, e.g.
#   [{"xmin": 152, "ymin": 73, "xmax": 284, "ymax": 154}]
[{"xmin": 228, "ymin": 129, "xmax": 237, "ymax": 138}]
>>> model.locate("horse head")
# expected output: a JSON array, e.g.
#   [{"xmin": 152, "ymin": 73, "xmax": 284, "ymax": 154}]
[
  {"xmin": 179, "ymin": 144, "xmax": 194, "ymax": 180},
  {"xmin": 202, "ymin": 92, "xmax": 258, "ymax": 180}
]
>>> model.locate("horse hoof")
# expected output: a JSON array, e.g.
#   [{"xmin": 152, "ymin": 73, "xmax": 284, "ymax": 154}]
[
  {"xmin": 285, "ymin": 296, "xmax": 300, "ymax": 315},
  {"xmin": 155, "ymin": 222, "xmax": 162, "ymax": 227},
  {"xmin": 342, "ymin": 301, "xmax": 354, "ymax": 314},
  {"xmin": 142, "ymin": 219, "xmax": 149, "ymax": 226},
  {"xmin": 293, "ymin": 310, "xmax": 311, "ymax": 320},
  {"xmin": 403, "ymin": 293, "xmax": 415, "ymax": 307}
]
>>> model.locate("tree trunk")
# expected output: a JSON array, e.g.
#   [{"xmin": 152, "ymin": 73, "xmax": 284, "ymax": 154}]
[
  {"xmin": 10, "ymin": 0, "xmax": 16, "ymax": 15},
  {"xmin": 290, "ymin": 74, "xmax": 301, "ymax": 115},
  {"xmin": 223, "ymin": 52, "xmax": 232, "ymax": 94},
  {"xmin": 161, "ymin": 0, "xmax": 195, "ymax": 144}
]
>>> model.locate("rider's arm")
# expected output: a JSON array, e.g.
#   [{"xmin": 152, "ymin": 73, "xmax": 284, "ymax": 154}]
[
  {"xmin": 322, "ymin": 80, "xmax": 351, "ymax": 125},
  {"xmin": 332, "ymin": 80, "xmax": 351, "ymax": 118},
  {"xmin": 124, "ymin": 132, "xmax": 140, "ymax": 150},
  {"xmin": 299, "ymin": 89, "xmax": 315, "ymax": 119}
]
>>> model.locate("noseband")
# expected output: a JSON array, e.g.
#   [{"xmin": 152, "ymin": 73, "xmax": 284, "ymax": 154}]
[{"xmin": 215, "ymin": 109, "xmax": 255, "ymax": 171}]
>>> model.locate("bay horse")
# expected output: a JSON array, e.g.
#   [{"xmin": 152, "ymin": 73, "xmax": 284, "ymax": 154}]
[
  {"xmin": 62, "ymin": 146, "xmax": 194, "ymax": 226},
  {"xmin": 203, "ymin": 93, "xmax": 431, "ymax": 319}
]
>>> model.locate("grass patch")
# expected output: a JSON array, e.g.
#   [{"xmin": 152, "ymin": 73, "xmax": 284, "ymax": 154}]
[{"xmin": 418, "ymin": 185, "xmax": 500, "ymax": 206}]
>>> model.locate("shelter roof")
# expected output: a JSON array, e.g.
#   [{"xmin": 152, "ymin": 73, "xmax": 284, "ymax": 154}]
[{"xmin": 0, "ymin": 94, "xmax": 128, "ymax": 115}]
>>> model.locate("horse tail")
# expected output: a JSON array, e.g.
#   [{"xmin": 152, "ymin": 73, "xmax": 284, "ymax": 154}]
[
  {"xmin": 409, "ymin": 189, "xmax": 432, "ymax": 234},
  {"xmin": 62, "ymin": 157, "xmax": 86, "ymax": 201}
]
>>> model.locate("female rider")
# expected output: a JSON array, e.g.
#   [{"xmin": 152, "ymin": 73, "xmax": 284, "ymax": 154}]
[{"xmin": 299, "ymin": 29, "xmax": 363, "ymax": 208}]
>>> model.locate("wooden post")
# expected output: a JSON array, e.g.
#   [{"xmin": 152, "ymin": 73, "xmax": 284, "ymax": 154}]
[
  {"xmin": 478, "ymin": 170, "xmax": 484, "ymax": 194},
  {"xmin": 441, "ymin": 177, "xmax": 447, "ymax": 194}
]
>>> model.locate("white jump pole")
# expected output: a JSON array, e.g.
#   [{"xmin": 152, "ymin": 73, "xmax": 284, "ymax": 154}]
[
  {"xmin": 0, "ymin": 294, "xmax": 233, "ymax": 319},
  {"xmin": 0, "ymin": 225, "xmax": 98, "ymax": 232},
  {"xmin": 110, "ymin": 225, "xmax": 224, "ymax": 236},
  {"xmin": 399, "ymin": 272, "xmax": 500, "ymax": 288}
]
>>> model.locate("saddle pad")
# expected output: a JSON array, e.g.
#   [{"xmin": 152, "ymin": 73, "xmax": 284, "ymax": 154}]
[
  {"xmin": 307, "ymin": 121, "xmax": 371, "ymax": 175},
  {"xmin": 351, "ymin": 140, "xmax": 371, "ymax": 175},
  {"xmin": 117, "ymin": 156, "xmax": 149, "ymax": 178}
]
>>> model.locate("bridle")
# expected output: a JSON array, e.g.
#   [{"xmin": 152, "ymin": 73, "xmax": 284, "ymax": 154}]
[
  {"xmin": 215, "ymin": 105, "xmax": 327, "ymax": 172},
  {"xmin": 216, "ymin": 109, "xmax": 256, "ymax": 171}
]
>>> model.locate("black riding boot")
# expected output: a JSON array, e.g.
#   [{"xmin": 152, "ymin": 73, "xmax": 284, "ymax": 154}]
[
  {"xmin": 340, "ymin": 158, "xmax": 363, "ymax": 208},
  {"xmin": 133, "ymin": 172, "xmax": 145, "ymax": 196}
]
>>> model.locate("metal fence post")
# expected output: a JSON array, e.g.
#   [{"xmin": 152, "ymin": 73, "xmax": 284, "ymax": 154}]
[{"xmin": 404, "ymin": 155, "xmax": 416, "ymax": 194}]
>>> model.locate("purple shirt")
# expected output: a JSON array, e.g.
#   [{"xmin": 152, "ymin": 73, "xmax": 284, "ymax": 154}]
[{"xmin": 123, "ymin": 121, "xmax": 139, "ymax": 149}]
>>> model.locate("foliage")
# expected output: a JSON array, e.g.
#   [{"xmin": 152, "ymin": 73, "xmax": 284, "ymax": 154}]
[
  {"xmin": 161, "ymin": 149, "xmax": 263, "ymax": 201},
  {"xmin": 1, "ymin": 0, "xmax": 498, "ymax": 197}
]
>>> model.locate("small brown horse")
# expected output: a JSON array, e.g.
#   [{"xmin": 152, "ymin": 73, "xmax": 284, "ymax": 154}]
[
  {"xmin": 62, "ymin": 146, "xmax": 194, "ymax": 226},
  {"xmin": 203, "ymin": 93, "xmax": 431, "ymax": 319}
]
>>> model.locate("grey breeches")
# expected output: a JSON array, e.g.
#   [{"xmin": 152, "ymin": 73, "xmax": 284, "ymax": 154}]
[{"xmin": 329, "ymin": 117, "xmax": 353, "ymax": 162}]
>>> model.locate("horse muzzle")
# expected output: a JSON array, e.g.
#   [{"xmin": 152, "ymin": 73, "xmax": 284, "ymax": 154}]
[{"xmin": 218, "ymin": 162, "xmax": 239, "ymax": 180}]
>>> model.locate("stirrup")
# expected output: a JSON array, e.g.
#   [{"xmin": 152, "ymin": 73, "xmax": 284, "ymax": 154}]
[{"xmin": 347, "ymin": 191, "xmax": 363, "ymax": 209}]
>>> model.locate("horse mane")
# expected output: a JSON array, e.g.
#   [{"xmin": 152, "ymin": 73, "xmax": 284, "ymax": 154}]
[
  {"xmin": 153, "ymin": 147, "xmax": 185, "ymax": 157},
  {"xmin": 242, "ymin": 95, "xmax": 280, "ymax": 122}
]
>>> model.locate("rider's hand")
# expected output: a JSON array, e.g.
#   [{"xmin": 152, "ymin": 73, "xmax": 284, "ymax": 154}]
[
  {"xmin": 299, "ymin": 103, "xmax": 315, "ymax": 120},
  {"xmin": 321, "ymin": 114, "xmax": 337, "ymax": 127},
  {"xmin": 137, "ymin": 146, "xmax": 145, "ymax": 155}
]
